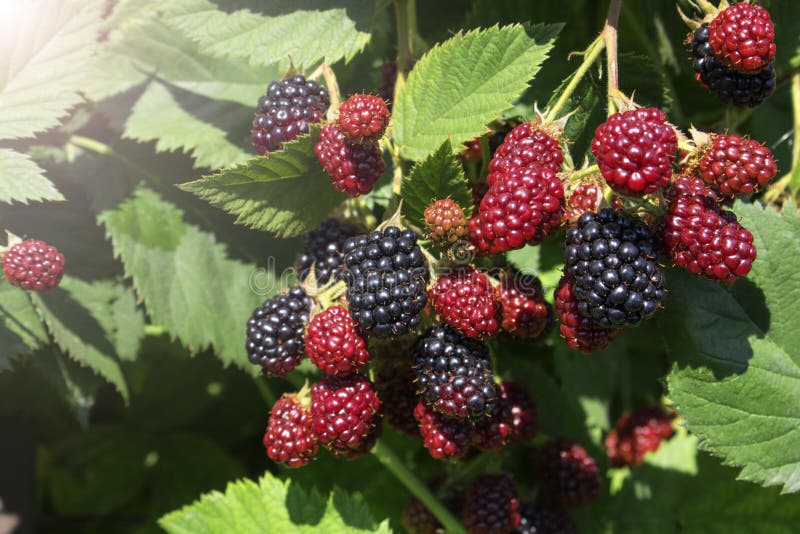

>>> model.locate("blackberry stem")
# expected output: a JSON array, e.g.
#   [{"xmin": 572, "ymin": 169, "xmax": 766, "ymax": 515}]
[
  {"xmin": 765, "ymin": 72, "xmax": 800, "ymax": 202},
  {"xmin": 569, "ymin": 163, "xmax": 600, "ymax": 182},
  {"xmin": 370, "ymin": 440, "xmax": 466, "ymax": 534},
  {"xmin": 603, "ymin": 0, "xmax": 623, "ymax": 116},
  {"xmin": 544, "ymin": 34, "xmax": 605, "ymax": 123}
]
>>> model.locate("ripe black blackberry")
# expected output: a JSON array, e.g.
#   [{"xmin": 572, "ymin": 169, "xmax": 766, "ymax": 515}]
[
  {"xmin": 690, "ymin": 24, "xmax": 775, "ymax": 108},
  {"xmin": 341, "ymin": 226, "xmax": 429, "ymax": 337},
  {"xmin": 251, "ymin": 75, "xmax": 330, "ymax": 155},
  {"xmin": 515, "ymin": 501, "xmax": 576, "ymax": 534},
  {"xmin": 413, "ymin": 326, "xmax": 497, "ymax": 420},
  {"xmin": 463, "ymin": 474, "xmax": 521, "ymax": 533},
  {"xmin": 564, "ymin": 209, "xmax": 665, "ymax": 329},
  {"xmin": 295, "ymin": 219, "xmax": 357, "ymax": 284},
  {"xmin": 246, "ymin": 286, "xmax": 312, "ymax": 376}
]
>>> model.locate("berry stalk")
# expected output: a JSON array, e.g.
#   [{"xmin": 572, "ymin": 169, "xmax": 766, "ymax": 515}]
[
  {"xmin": 544, "ymin": 34, "xmax": 606, "ymax": 123},
  {"xmin": 370, "ymin": 440, "xmax": 467, "ymax": 534},
  {"xmin": 765, "ymin": 72, "xmax": 800, "ymax": 202},
  {"xmin": 603, "ymin": 0, "xmax": 623, "ymax": 115}
]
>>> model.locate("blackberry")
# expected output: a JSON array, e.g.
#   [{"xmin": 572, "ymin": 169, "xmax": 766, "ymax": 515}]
[
  {"xmin": 246, "ymin": 287, "xmax": 312, "ymax": 376},
  {"xmin": 463, "ymin": 474, "xmax": 521, "ymax": 534},
  {"xmin": 460, "ymin": 136, "xmax": 485, "ymax": 162},
  {"xmin": 472, "ymin": 381, "xmax": 538, "ymax": 451},
  {"xmin": 564, "ymin": 209, "xmax": 665, "ymax": 328},
  {"xmin": 424, "ymin": 198, "xmax": 469, "ymax": 246},
  {"xmin": 554, "ymin": 276, "xmax": 623, "ymax": 353},
  {"xmin": 263, "ymin": 393, "xmax": 318, "ymax": 468},
  {"xmin": 564, "ymin": 178, "xmax": 622, "ymax": 223},
  {"xmin": 341, "ymin": 226, "xmax": 429, "ymax": 337},
  {"xmin": 251, "ymin": 75, "xmax": 329, "ymax": 155},
  {"xmin": 295, "ymin": 219, "xmax": 357, "ymax": 284},
  {"xmin": 697, "ymin": 133, "xmax": 777, "ymax": 197},
  {"xmin": 403, "ymin": 495, "xmax": 441, "ymax": 534},
  {"xmin": 497, "ymin": 269, "xmax": 552, "ymax": 340},
  {"xmin": 690, "ymin": 24, "xmax": 775, "ymax": 108},
  {"xmin": 315, "ymin": 124, "xmax": 386, "ymax": 197},
  {"xmin": 413, "ymin": 326, "xmax": 497, "ymax": 420},
  {"xmin": 708, "ymin": 2, "xmax": 775, "ymax": 73},
  {"xmin": 605, "ymin": 407, "xmax": 675, "ymax": 467},
  {"xmin": 414, "ymin": 400, "xmax": 473, "ymax": 460},
  {"xmin": 375, "ymin": 359, "xmax": 420, "ymax": 437},
  {"xmin": 537, "ymin": 438, "xmax": 601, "ymax": 507},
  {"xmin": 305, "ymin": 305, "xmax": 370, "ymax": 376},
  {"xmin": 2, "ymin": 239, "xmax": 64, "ymax": 291},
  {"xmin": 515, "ymin": 501, "xmax": 576, "ymax": 534},
  {"xmin": 429, "ymin": 267, "xmax": 501, "ymax": 339},
  {"xmin": 487, "ymin": 123, "xmax": 564, "ymax": 187},
  {"xmin": 336, "ymin": 94, "xmax": 390, "ymax": 142}
]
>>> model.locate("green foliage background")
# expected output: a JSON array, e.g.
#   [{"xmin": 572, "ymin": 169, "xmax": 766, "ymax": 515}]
[{"xmin": 1, "ymin": 0, "xmax": 800, "ymax": 532}]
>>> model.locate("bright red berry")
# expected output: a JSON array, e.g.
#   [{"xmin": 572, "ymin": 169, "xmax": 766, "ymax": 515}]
[
  {"xmin": 591, "ymin": 108, "xmax": 677, "ymax": 196},
  {"xmin": 336, "ymin": 94, "xmax": 390, "ymax": 142},
  {"xmin": 463, "ymin": 474, "xmax": 521, "ymax": 534},
  {"xmin": 424, "ymin": 198, "xmax": 468, "ymax": 246},
  {"xmin": 315, "ymin": 124, "xmax": 385, "ymax": 197},
  {"xmin": 537, "ymin": 438, "xmax": 601, "ymax": 507},
  {"xmin": 497, "ymin": 270, "xmax": 551, "ymax": 339},
  {"xmin": 698, "ymin": 133, "xmax": 777, "ymax": 197},
  {"xmin": 708, "ymin": 2, "xmax": 775, "ymax": 73},
  {"xmin": 306, "ymin": 306, "xmax": 369, "ymax": 376},
  {"xmin": 564, "ymin": 178, "xmax": 623, "ymax": 222},
  {"xmin": 429, "ymin": 267, "xmax": 501, "ymax": 339},
  {"xmin": 605, "ymin": 407, "xmax": 675, "ymax": 467},
  {"xmin": 662, "ymin": 176, "xmax": 756, "ymax": 283},
  {"xmin": 2, "ymin": 239, "xmax": 64, "ymax": 291},
  {"xmin": 469, "ymin": 166, "xmax": 564, "ymax": 254},
  {"xmin": 487, "ymin": 123, "xmax": 564, "ymax": 187},
  {"xmin": 310, "ymin": 374, "xmax": 381, "ymax": 458},
  {"xmin": 414, "ymin": 400, "xmax": 473, "ymax": 460},
  {"xmin": 263, "ymin": 393, "xmax": 318, "ymax": 468},
  {"xmin": 472, "ymin": 381, "xmax": 538, "ymax": 451},
  {"xmin": 554, "ymin": 276, "xmax": 623, "ymax": 354}
]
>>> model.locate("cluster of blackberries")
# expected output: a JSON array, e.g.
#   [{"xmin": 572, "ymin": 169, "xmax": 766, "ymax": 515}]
[{"xmin": 688, "ymin": 2, "xmax": 776, "ymax": 107}]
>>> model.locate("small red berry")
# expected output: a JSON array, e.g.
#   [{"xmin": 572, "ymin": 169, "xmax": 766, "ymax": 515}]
[
  {"xmin": 2, "ymin": 239, "xmax": 64, "ymax": 291},
  {"xmin": 424, "ymin": 198, "xmax": 468, "ymax": 246},
  {"xmin": 591, "ymin": 107, "xmax": 677, "ymax": 196},
  {"xmin": 698, "ymin": 133, "xmax": 777, "ymax": 197},
  {"xmin": 310, "ymin": 374, "xmax": 381, "ymax": 458},
  {"xmin": 263, "ymin": 393, "xmax": 318, "ymax": 468},
  {"xmin": 306, "ymin": 306, "xmax": 369, "ymax": 376},
  {"xmin": 460, "ymin": 136, "xmax": 484, "ymax": 162},
  {"xmin": 315, "ymin": 124, "xmax": 385, "ymax": 197},
  {"xmin": 463, "ymin": 474, "xmax": 521, "ymax": 534},
  {"xmin": 662, "ymin": 176, "xmax": 756, "ymax": 283},
  {"xmin": 414, "ymin": 400, "xmax": 473, "ymax": 460},
  {"xmin": 497, "ymin": 270, "xmax": 551, "ymax": 339},
  {"xmin": 537, "ymin": 438, "xmax": 601, "ymax": 507},
  {"xmin": 429, "ymin": 267, "xmax": 501, "ymax": 339},
  {"xmin": 605, "ymin": 407, "xmax": 675, "ymax": 467},
  {"xmin": 554, "ymin": 276, "xmax": 623, "ymax": 354},
  {"xmin": 708, "ymin": 2, "xmax": 775, "ymax": 73},
  {"xmin": 564, "ymin": 178, "xmax": 623, "ymax": 222},
  {"xmin": 336, "ymin": 94, "xmax": 390, "ymax": 142},
  {"xmin": 487, "ymin": 123, "xmax": 564, "ymax": 187}
]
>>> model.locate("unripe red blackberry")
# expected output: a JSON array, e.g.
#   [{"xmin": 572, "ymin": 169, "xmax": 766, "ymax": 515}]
[
  {"xmin": 310, "ymin": 374, "xmax": 381, "ymax": 458},
  {"xmin": 2, "ymin": 239, "xmax": 64, "ymax": 291},
  {"xmin": 295, "ymin": 218, "xmax": 357, "ymax": 284},
  {"xmin": 306, "ymin": 306, "xmax": 370, "ymax": 376},
  {"xmin": 463, "ymin": 474, "xmax": 521, "ymax": 534},
  {"xmin": 697, "ymin": 133, "xmax": 777, "ymax": 197},
  {"xmin": 708, "ymin": 2, "xmax": 775, "ymax": 73},
  {"xmin": 564, "ymin": 178, "xmax": 623, "ymax": 223},
  {"xmin": 424, "ymin": 198, "xmax": 469, "ymax": 246},
  {"xmin": 413, "ymin": 326, "xmax": 497, "ymax": 420},
  {"xmin": 251, "ymin": 75, "xmax": 329, "ymax": 155},
  {"xmin": 246, "ymin": 287, "xmax": 312, "ymax": 376},
  {"xmin": 263, "ymin": 392, "xmax": 318, "ymax": 468},
  {"xmin": 487, "ymin": 123, "xmax": 564, "ymax": 187},
  {"xmin": 501, "ymin": 381, "xmax": 538, "ymax": 443},
  {"xmin": 605, "ymin": 407, "xmax": 675, "ymax": 467},
  {"xmin": 336, "ymin": 94, "xmax": 390, "ymax": 142},
  {"xmin": 662, "ymin": 176, "xmax": 756, "ymax": 283},
  {"xmin": 537, "ymin": 438, "xmax": 601, "ymax": 507},
  {"xmin": 315, "ymin": 124, "xmax": 385, "ymax": 197},
  {"xmin": 515, "ymin": 500, "xmax": 576, "ymax": 534},
  {"xmin": 471, "ymin": 166, "xmax": 564, "ymax": 254},
  {"xmin": 497, "ymin": 269, "xmax": 551, "ymax": 340},
  {"xmin": 429, "ymin": 267, "xmax": 501, "ymax": 339},
  {"xmin": 554, "ymin": 276, "xmax": 623, "ymax": 354},
  {"xmin": 591, "ymin": 108, "xmax": 677, "ymax": 196},
  {"xmin": 414, "ymin": 400, "xmax": 473, "ymax": 460},
  {"xmin": 472, "ymin": 381, "xmax": 538, "ymax": 451}
]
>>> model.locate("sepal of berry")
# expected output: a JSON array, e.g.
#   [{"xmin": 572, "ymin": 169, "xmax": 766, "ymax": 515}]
[
  {"xmin": 315, "ymin": 124, "xmax": 385, "ymax": 197},
  {"xmin": 463, "ymin": 474, "xmax": 521, "ymax": 534},
  {"xmin": 537, "ymin": 438, "xmax": 601, "ymax": 507},
  {"xmin": 263, "ymin": 390, "xmax": 318, "ymax": 468},
  {"xmin": 306, "ymin": 305, "xmax": 369, "ymax": 376},
  {"xmin": 2, "ymin": 235, "xmax": 65, "ymax": 292},
  {"xmin": 414, "ymin": 400, "xmax": 473, "ymax": 460},
  {"xmin": 697, "ymin": 133, "xmax": 777, "ymax": 197},
  {"xmin": 424, "ymin": 198, "xmax": 469, "ymax": 246},
  {"xmin": 336, "ymin": 94, "xmax": 390, "ymax": 142},
  {"xmin": 605, "ymin": 406, "xmax": 675, "ymax": 467},
  {"xmin": 429, "ymin": 267, "xmax": 501, "ymax": 339},
  {"xmin": 497, "ymin": 269, "xmax": 551, "ymax": 340},
  {"xmin": 310, "ymin": 374, "xmax": 381, "ymax": 456},
  {"xmin": 708, "ymin": 2, "xmax": 775, "ymax": 73}
]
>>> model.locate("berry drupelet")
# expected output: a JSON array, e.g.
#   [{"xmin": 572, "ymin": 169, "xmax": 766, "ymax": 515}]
[
  {"xmin": 251, "ymin": 75, "xmax": 329, "ymax": 155},
  {"xmin": 246, "ymin": 287, "xmax": 312, "ymax": 376}
]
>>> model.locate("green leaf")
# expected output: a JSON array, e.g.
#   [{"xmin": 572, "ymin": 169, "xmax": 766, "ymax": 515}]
[
  {"xmin": 159, "ymin": 470, "xmax": 390, "ymax": 533},
  {"xmin": 98, "ymin": 187, "xmax": 269, "ymax": 370},
  {"xmin": 664, "ymin": 201, "xmax": 800, "ymax": 493},
  {"xmin": 393, "ymin": 23, "xmax": 561, "ymax": 160},
  {"xmin": 30, "ymin": 276, "xmax": 134, "ymax": 402},
  {"xmin": 401, "ymin": 139, "xmax": 473, "ymax": 231},
  {"xmin": 0, "ymin": 149, "xmax": 63, "ymax": 204},
  {"xmin": 0, "ymin": 279, "xmax": 49, "ymax": 370},
  {"xmin": 160, "ymin": 0, "xmax": 371, "ymax": 70},
  {"xmin": 180, "ymin": 125, "xmax": 348, "ymax": 238},
  {"xmin": 0, "ymin": 0, "xmax": 103, "ymax": 139}
]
